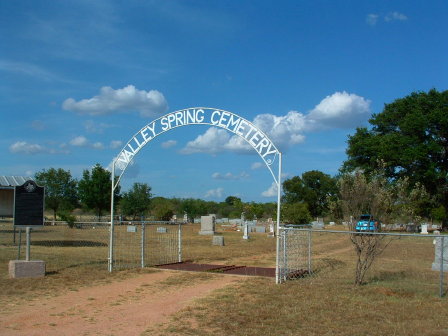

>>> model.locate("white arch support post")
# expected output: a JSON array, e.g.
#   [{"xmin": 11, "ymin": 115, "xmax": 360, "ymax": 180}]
[{"xmin": 108, "ymin": 107, "xmax": 283, "ymax": 282}]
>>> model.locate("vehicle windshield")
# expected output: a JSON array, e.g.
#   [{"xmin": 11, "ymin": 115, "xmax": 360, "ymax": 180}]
[{"xmin": 360, "ymin": 215, "xmax": 371, "ymax": 221}]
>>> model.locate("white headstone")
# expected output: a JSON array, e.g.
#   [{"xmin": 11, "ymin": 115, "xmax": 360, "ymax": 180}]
[
  {"xmin": 421, "ymin": 224, "xmax": 428, "ymax": 234},
  {"xmin": 199, "ymin": 215, "xmax": 216, "ymax": 235},
  {"xmin": 243, "ymin": 223, "xmax": 250, "ymax": 240}
]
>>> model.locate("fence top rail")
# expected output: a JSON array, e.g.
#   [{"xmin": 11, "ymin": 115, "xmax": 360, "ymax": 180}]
[{"xmin": 284, "ymin": 227, "xmax": 446, "ymax": 238}]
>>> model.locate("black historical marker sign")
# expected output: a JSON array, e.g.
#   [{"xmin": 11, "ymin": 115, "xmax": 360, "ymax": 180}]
[{"xmin": 14, "ymin": 180, "xmax": 45, "ymax": 227}]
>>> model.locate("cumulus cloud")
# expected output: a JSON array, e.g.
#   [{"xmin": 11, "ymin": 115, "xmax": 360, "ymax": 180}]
[
  {"xmin": 261, "ymin": 182, "xmax": 278, "ymax": 197},
  {"xmin": 70, "ymin": 136, "xmax": 89, "ymax": 147},
  {"xmin": 9, "ymin": 141, "xmax": 69, "ymax": 155},
  {"xmin": 62, "ymin": 85, "xmax": 168, "ymax": 117},
  {"xmin": 204, "ymin": 187, "xmax": 224, "ymax": 198},
  {"xmin": 212, "ymin": 172, "xmax": 249, "ymax": 180},
  {"xmin": 9, "ymin": 141, "xmax": 47, "ymax": 154},
  {"xmin": 251, "ymin": 162, "xmax": 264, "ymax": 170},
  {"xmin": 69, "ymin": 136, "xmax": 105, "ymax": 150},
  {"xmin": 92, "ymin": 142, "xmax": 104, "ymax": 150},
  {"xmin": 180, "ymin": 128, "xmax": 232, "ymax": 155},
  {"xmin": 161, "ymin": 140, "xmax": 177, "ymax": 149},
  {"xmin": 307, "ymin": 91, "xmax": 371, "ymax": 129},
  {"xmin": 180, "ymin": 91, "xmax": 371, "ymax": 156}
]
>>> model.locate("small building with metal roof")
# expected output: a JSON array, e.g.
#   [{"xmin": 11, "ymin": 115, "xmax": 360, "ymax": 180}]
[{"xmin": 0, "ymin": 176, "xmax": 34, "ymax": 217}]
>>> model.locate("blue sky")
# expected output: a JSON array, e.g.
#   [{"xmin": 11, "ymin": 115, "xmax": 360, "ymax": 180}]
[{"xmin": 1, "ymin": 0, "xmax": 447, "ymax": 202}]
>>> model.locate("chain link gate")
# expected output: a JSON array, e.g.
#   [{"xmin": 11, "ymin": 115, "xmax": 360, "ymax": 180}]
[
  {"xmin": 277, "ymin": 227, "xmax": 312, "ymax": 283},
  {"xmin": 111, "ymin": 221, "xmax": 182, "ymax": 270}
]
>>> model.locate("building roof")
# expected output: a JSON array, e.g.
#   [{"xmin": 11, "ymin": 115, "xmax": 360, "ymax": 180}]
[{"xmin": 0, "ymin": 176, "xmax": 34, "ymax": 188}]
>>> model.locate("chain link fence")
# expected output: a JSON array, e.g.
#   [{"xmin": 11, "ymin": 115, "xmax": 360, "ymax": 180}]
[
  {"xmin": 111, "ymin": 221, "xmax": 181, "ymax": 270},
  {"xmin": 279, "ymin": 227, "xmax": 447, "ymax": 297},
  {"xmin": 0, "ymin": 220, "xmax": 110, "ymax": 277},
  {"xmin": 277, "ymin": 226, "xmax": 311, "ymax": 283}
]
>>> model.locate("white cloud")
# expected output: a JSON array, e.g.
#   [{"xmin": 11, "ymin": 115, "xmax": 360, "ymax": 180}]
[
  {"xmin": 110, "ymin": 140, "xmax": 123, "ymax": 149},
  {"xmin": 9, "ymin": 141, "xmax": 69, "ymax": 155},
  {"xmin": 307, "ymin": 91, "xmax": 371, "ymax": 129},
  {"xmin": 251, "ymin": 162, "xmax": 264, "ymax": 170},
  {"xmin": 161, "ymin": 140, "xmax": 177, "ymax": 148},
  {"xmin": 70, "ymin": 136, "xmax": 89, "ymax": 147},
  {"xmin": 261, "ymin": 182, "xmax": 278, "ymax": 197},
  {"xmin": 92, "ymin": 142, "xmax": 104, "ymax": 150},
  {"xmin": 180, "ymin": 127, "xmax": 232, "ymax": 155},
  {"xmin": 366, "ymin": 14, "xmax": 379, "ymax": 26},
  {"xmin": 385, "ymin": 12, "xmax": 408, "ymax": 22},
  {"xmin": 69, "ymin": 136, "xmax": 105, "ymax": 150},
  {"xmin": 9, "ymin": 141, "xmax": 47, "ymax": 154},
  {"xmin": 253, "ymin": 111, "xmax": 307, "ymax": 148},
  {"xmin": 62, "ymin": 85, "xmax": 168, "ymax": 117},
  {"xmin": 180, "ymin": 91, "xmax": 370, "ymax": 156},
  {"xmin": 212, "ymin": 172, "xmax": 249, "ymax": 180},
  {"xmin": 204, "ymin": 187, "xmax": 224, "ymax": 198}
]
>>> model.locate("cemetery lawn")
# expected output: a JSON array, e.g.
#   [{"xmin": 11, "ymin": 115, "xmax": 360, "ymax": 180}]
[{"xmin": 1, "ymin": 224, "xmax": 447, "ymax": 335}]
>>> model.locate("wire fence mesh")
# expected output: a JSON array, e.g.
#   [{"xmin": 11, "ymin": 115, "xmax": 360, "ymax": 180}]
[
  {"xmin": 0, "ymin": 220, "xmax": 110, "ymax": 277},
  {"xmin": 282, "ymin": 228, "xmax": 447, "ymax": 297},
  {"xmin": 278, "ymin": 227, "xmax": 311, "ymax": 282},
  {"xmin": 111, "ymin": 221, "xmax": 181, "ymax": 270}
]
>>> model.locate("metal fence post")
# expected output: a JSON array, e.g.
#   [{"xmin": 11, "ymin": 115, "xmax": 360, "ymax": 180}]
[
  {"xmin": 141, "ymin": 216, "xmax": 145, "ymax": 268},
  {"xmin": 17, "ymin": 228, "xmax": 22, "ymax": 260},
  {"xmin": 440, "ymin": 236, "xmax": 445, "ymax": 298},
  {"xmin": 178, "ymin": 222, "xmax": 182, "ymax": 263},
  {"xmin": 25, "ymin": 227, "xmax": 31, "ymax": 261},
  {"xmin": 308, "ymin": 229, "xmax": 312, "ymax": 274}
]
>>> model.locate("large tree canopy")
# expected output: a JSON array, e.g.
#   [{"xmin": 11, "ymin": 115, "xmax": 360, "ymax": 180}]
[
  {"xmin": 120, "ymin": 182, "xmax": 152, "ymax": 219},
  {"xmin": 78, "ymin": 164, "xmax": 120, "ymax": 220},
  {"xmin": 343, "ymin": 89, "xmax": 448, "ymax": 226},
  {"xmin": 35, "ymin": 168, "xmax": 78, "ymax": 220},
  {"xmin": 283, "ymin": 170, "xmax": 338, "ymax": 217}
]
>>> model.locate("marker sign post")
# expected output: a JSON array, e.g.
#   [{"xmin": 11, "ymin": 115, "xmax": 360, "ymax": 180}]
[
  {"xmin": 14, "ymin": 180, "xmax": 44, "ymax": 261},
  {"xmin": 109, "ymin": 107, "xmax": 283, "ymax": 282}
]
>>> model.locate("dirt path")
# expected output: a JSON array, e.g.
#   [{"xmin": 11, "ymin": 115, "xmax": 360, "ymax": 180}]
[{"xmin": 0, "ymin": 270, "xmax": 239, "ymax": 336}]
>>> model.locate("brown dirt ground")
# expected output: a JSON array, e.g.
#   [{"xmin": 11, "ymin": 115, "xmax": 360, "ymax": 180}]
[{"xmin": 0, "ymin": 270, "xmax": 240, "ymax": 336}]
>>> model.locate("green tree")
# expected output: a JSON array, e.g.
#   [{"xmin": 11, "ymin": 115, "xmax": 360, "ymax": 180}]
[
  {"xmin": 78, "ymin": 164, "xmax": 120, "ymax": 220},
  {"xmin": 35, "ymin": 168, "xmax": 78, "ymax": 220},
  {"xmin": 283, "ymin": 170, "xmax": 337, "ymax": 217},
  {"xmin": 151, "ymin": 197, "xmax": 175, "ymax": 221},
  {"xmin": 281, "ymin": 203, "xmax": 312, "ymax": 224},
  {"xmin": 120, "ymin": 183, "xmax": 152, "ymax": 220},
  {"xmin": 343, "ymin": 89, "xmax": 448, "ymax": 228}
]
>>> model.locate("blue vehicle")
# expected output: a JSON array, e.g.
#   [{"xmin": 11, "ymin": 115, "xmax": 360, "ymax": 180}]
[{"xmin": 355, "ymin": 214, "xmax": 381, "ymax": 232}]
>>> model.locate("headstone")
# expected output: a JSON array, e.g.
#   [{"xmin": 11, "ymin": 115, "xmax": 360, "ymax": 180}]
[
  {"xmin": 199, "ymin": 215, "xmax": 216, "ymax": 235},
  {"xmin": 253, "ymin": 226, "xmax": 266, "ymax": 233},
  {"xmin": 421, "ymin": 223, "xmax": 428, "ymax": 234},
  {"xmin": 127, "ymin": 225, "xmax": 137, "ymax": 233},
  {"xmin": 212, "ymin": 235, "xmax": 225, "ymax": 246},
  {"xmin": 268, "ymin": 224, "xmax": 275, "ymax": 237},
  {"xmin": 9, "ymin": 260, "xmax": 45, "ymax": 278},
  {"xmin": 312, "ymin": 221, "xmax": 324, "ymax": 229},
  {"xmin": 243, "ymin": 223, "xmax": 250, "ymax": 240},
  {"xmin": 432, "ymin": 236, "xmax": 448, "ymax": 272},
  {"xmin": 329, "ymin": 221, "xmax": 335, "ymax": 226},
  {"xmin": 157, "ymin": 227, "xmax": 167, "ymax": 233},
  {"xmin": 183, "ymin": 212, "xmax": 188, "ymax": 222}
]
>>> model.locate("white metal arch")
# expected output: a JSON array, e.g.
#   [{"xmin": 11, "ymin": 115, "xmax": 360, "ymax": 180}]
[{"xmin": 109, "ymin": 107, "xmax": 283, "ymax": 282}]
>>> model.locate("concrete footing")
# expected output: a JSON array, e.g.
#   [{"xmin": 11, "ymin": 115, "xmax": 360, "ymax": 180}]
[{"xmin": 9, "ymin": 260, "xmax": 46, "ymax": 278}]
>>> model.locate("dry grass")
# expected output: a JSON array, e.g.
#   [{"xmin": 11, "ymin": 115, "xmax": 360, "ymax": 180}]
[{"xmin": 2, "ymin": 222, "xmax": 448, "ymax": 335}]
